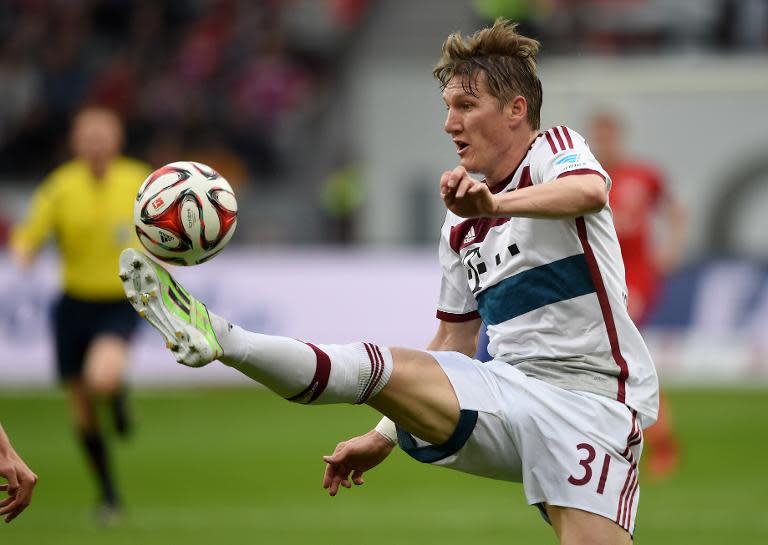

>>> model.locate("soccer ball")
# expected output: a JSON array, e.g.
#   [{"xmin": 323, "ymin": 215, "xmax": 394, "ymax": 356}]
[{"xmin": 134, "ymin": 161, "xmax": 237, "ymax": 266}]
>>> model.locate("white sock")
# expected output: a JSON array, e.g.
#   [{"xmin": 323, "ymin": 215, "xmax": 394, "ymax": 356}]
[{"xmin": 210, "ymin": 313, "xmax": 392, "ymax": 405}]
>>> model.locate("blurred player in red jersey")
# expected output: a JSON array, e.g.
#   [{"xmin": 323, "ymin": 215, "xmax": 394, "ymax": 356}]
[{"xmin": 590, "ymin": 110, "xmax": 686, "ymax": 480}]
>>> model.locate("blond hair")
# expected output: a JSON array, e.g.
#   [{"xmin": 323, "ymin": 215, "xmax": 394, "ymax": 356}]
[{"xmin": 433, "ymin": 18, "xmax": 543, "ymax": 129}]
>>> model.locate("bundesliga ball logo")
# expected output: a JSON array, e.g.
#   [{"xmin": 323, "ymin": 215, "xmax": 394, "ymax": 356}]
[{"xmin": 134, "ymin": 161, "xmax": 237, "ymax": 266}]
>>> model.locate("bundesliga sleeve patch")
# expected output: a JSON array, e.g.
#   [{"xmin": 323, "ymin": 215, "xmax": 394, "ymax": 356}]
[{"xmin": 552, "ymin": 151, "xmax": 590, "ymax": 176}]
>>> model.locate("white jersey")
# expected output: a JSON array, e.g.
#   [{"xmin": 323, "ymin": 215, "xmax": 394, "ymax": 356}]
[{"xmin": 436, "ymin": 126, "xmax": 658, "ymax": 427}]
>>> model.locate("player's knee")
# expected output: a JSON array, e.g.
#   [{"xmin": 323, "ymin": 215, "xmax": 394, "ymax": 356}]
[
  {"xmin": 85, "ymin": 364, "xmax": 123, "ymax": 396},
  {"xmin": 88, "ymin": 376, "xmax": 121, "ymax": 397}
]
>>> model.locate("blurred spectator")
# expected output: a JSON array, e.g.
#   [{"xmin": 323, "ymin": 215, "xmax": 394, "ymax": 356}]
[
  {"xmin": 0, "ymin": 0, "xmax": 363, "ymax": 183},
  {"xmin": 320, "ymin": 160, "xmax": 364, "ymax": 244},
  {"xmin": 589, "ymin": 109, "xmax": 686, "ymax": 480},
  {"xmin": 228, "ymin": 30, "xmax": 314, "ymax": 175},
  {"xmin": 0, "ymin": 38, "xmax": 42, "ymax": 150},
  {"xmin": 473, "ymin": 0, "xmax": 736, "ymax": 54}
]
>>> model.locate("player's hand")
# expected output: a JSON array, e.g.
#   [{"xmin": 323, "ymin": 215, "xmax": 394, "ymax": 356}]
[
  {"xmin": 322, "ymin": 430, "xmax": 395, "ymax": 496},
  {"xmin": 0, "ymin": 450, "xmax": 38, "ymax": 523},
  {"xmin": 440, "ymin": 166, "xmax": 498, "ymax": 218}
]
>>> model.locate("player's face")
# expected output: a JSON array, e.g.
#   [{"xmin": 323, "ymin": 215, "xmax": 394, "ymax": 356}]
[
  {"xmin": 71, "ymin": 109, "xmax": 123, "ymax": 168},
  {"xmin": 443, "ymin": 72, "xmax": 515, "ymax": 179},
  {"xmin": 589, "ymin": 114, "xmax": 622, "ymax": 164}
]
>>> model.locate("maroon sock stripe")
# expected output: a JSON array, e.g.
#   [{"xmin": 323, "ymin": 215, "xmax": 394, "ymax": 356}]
[
  {"xmin": 545, "ymin": 131, "xmax": 558, "ymax": 154},
  {"xmin": 359, "ymin": 343, "xmax": 379, "ymax": 403},
  {"xmin": 560, "ymin": 125, "xmax": 574, "ymax": 148},
  {"xmin": 576, "ymin": 217, "xmax": 629, "ymax": 402},
  {"xmin": 553, "ymin": 127, "xmax": 567, "ymax": 150},
  {"xmin": 358, "ymin": 343, "xmax": 383, "ymax": 404},
  {"xmin": 368, "ymin": 344, "xmax": 385, "ymax": 401},
  {"xmin": 287, "ymin": 343, "xmax": 332, "ymax": 404}
]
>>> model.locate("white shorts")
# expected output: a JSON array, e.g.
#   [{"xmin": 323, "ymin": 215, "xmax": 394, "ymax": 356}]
[{"xmin": 395, "ymin": 352, "xmax": 644, "ymax": 535}]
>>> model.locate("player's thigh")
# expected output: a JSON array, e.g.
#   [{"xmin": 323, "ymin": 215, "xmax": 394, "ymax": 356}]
[
  {"xmin": 84, "ymin": 335, "xmax": 130, "ymax": 395},
  {"xmin": 392, "ymin": 353, "xmax": 524, "ymax": 481},
  {"xmin": 368, "ymin": 347, "xmax": 460, "ymax": 445},
  {"xmin": 507, "ymin": 383, "xmax": 644, "ymax": 537},
  {"xmin": 545, "ymin": 505, "xmax": 632, "ymax": 545},
  {"xmin": 84, "ymin": 299, "xmax": 139, "ymax": 394},
  {"xmin": 52, "ymin": 295, "xmax": 90, "ymax": 382}
]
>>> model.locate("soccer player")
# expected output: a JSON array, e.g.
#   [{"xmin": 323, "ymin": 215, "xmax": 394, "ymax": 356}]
[
  {"xmin": 0, "ymin": 423, "xmax": 38, "ymax": 523},
  {"xmin": 10, "ymin": 107, "xmax": 151, "ymax": 522},
  {"xmin": 589, "ymin": 110, "xmax": 686, "ymax": 479},
  {"xmin": 120, "ymin": 19, "xmax": 657, "ymax": 544}
]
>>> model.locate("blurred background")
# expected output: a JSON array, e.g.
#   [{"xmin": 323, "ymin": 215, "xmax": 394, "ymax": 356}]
[{"xmin": 0, "ymin": 1, "xmax": 767, "ymax": 544}]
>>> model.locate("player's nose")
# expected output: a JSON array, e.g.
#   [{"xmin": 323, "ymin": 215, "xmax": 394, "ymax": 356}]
[{"xmin": 444, "ymin": 107, "xmax": 461, "ymax": 134}]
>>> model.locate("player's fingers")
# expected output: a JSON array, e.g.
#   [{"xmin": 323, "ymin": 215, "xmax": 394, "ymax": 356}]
[
  {"xmin": 351, "ymin": 470, "xmax": 365, "ymax": 486},
  {"xmin": 322, "ymin": 455, "xmax": 337, "ymax": 465},
  {"xmin": 451, "ymin": 166, "xmax": 467, "ymax": 180},
  {"xmin": 0, "ymin": 496, "xmax": 12, "ymax": 508},
  {"xmin": 0, "ymin": 484, "xmax": 7, "ymax": 492},
  {"xmin": 322, "ymin": 448, "xmax": 346, "ymax": 464},
  {"xmin": 440, "ymin": 170, "xmax": 453, "ymax": 190},
  {"xmin": 329, "ymin": 472, "xmax": 349, "ymax": 496},
  {"xmin": 4, "ymin": 504, "xmax": 24, "ymax": 524},
  {"xmin": 448, "ymin": 166, "xmax": 466, "ymax": 188},
  {"xmin": 455, "ymin": 176, "xmax": 474, "ymax": 199},
  {"xmin": 323, "ymin": 462, "xmax": 351, "ymax": 496},
  {"xmin": 326, "ymin": 476, "xmax": 340, "ymax": 496},
  {"xmin": 322, "ymin": 461, "xmax": 345, "ymax": 486},
  {"xmin": 0, "ymin": 499, "xmax": 19, "ymax": 516},
  {"xmin": 322, "ymin": 464, "xmax": 334, "ymax": 489},
  {"xmin": 2, "ymin": 472, "xmax": 19, "ymax": 496}
]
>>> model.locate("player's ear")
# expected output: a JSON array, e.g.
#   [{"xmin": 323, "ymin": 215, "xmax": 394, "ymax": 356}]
[{"xmin": 506, "ymin": 96, "xmax": 527, "ymax": 127}]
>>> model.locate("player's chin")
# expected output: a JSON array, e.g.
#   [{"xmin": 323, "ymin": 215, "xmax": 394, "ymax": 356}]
[{"xmin": 457, "ymin": 155, "xmax": 479, "ymax": 174}]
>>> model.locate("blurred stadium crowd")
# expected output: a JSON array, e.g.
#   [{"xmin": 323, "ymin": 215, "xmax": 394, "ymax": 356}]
[
  {"xmin": 0, "ymin": 0, "xmax": 766, "ymax": 247},
  {"xmin": 0, "ymin": 0, "xmax": 368, "ymax": 183}
]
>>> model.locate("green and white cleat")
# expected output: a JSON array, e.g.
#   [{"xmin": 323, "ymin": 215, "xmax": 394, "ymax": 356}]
[{"xmin": 119, "ymin": 248, "xmax": 222, "ymax": 367}]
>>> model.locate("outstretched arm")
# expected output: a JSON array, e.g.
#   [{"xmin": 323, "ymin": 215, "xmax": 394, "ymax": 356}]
[
  {"xmin": 440, "ymin": 166, "xmax": 607, "ymax": 219},
  {"xmin": 0, "ymin": 424, "xmax": 38, "ymax": 523}
]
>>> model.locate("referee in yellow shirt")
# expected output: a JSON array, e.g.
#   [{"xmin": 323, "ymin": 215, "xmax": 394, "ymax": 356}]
[{"xmin": 10, "ymin": 107, "xmax": 151, "ymax": 523}]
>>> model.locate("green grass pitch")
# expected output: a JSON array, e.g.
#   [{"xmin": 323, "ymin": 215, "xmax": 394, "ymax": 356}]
[{"xmin": 0, "ymin": 387, "xmax": 766, "ymax": 544}]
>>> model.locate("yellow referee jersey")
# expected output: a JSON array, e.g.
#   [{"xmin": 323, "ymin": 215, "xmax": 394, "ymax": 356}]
[{"xmin": 12, "ymin": 157, "xmax": 152, "ymax": 301}]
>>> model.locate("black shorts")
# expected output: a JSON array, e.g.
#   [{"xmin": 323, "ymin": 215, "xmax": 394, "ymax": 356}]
[{"xmin": 52, "ymin": 294, "xmax": 140, "ymax": 382}]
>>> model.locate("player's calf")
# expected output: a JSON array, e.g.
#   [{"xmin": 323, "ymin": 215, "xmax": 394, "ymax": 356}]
[{"xmin": 213, "ymin": 320, "xmax": 393, "ymax": 404}]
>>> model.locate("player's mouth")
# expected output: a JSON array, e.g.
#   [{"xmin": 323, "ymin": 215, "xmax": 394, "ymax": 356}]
[{"xmin": 454, "ymin": 139, "xmax": 470, "ymax": 156}]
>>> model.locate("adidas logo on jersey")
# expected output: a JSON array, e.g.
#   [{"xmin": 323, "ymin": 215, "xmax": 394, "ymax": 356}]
[{"xmin": 463, "ymin": 226, "xmax": 477, "ymax": 246}]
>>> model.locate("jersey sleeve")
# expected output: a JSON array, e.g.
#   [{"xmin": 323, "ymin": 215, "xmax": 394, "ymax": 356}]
[
  {"xmin": 10, "ymin": 174, "xmax": 58, "ymax": 255},
  {"xmin": 533, "ymin": 126, "xmax": 611, "ymax": 190},
  {"xmin": 436, "ymin": 214, "xmax": 480, "ymax": 322}
]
